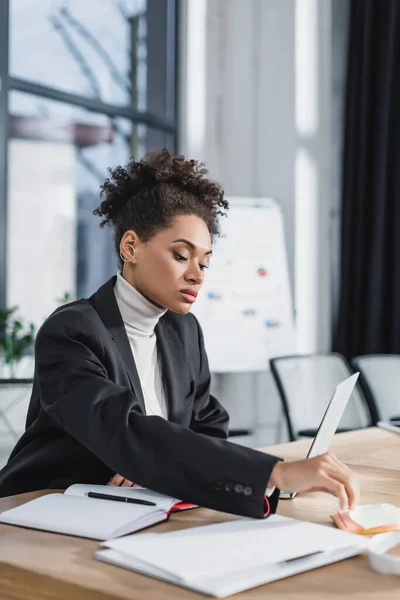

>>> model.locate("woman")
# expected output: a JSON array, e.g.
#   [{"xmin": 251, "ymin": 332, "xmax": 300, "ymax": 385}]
[{"xmin": 0, "ymin": 150, "xmax": 358, "ymax": 516}]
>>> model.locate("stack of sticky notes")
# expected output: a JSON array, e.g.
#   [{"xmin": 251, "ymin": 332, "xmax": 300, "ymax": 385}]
[{"xmin": 332, "ymin": 504, "xmax": 400, "ymax": 535}]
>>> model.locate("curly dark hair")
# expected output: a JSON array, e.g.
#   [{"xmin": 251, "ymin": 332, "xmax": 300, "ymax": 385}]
[{"xmin": 93, "ymin": 149, "xmax": 228, "ymax": 268}]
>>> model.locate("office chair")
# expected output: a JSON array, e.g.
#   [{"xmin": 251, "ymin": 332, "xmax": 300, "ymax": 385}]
[
  {"xmin": 0, "ymin": 379, "xmax": 32, "ymax": 439},
  {"xmin": 269, "ymin": 353, "xmax": 376, "ymax": 441},
  {"xmin": 351, "ymin": 355, "xmax": 400, "ymax": 423}
]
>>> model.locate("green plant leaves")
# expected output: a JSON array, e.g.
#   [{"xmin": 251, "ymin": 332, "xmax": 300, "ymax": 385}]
[{"xmin": 0, "ymin": 307, "xmax": 36, "ymax": 375}]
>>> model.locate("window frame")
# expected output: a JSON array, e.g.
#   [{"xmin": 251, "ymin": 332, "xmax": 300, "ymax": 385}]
[{"xmin": 0, "ymin": 0, "xmax": 179, "ymax": 310}]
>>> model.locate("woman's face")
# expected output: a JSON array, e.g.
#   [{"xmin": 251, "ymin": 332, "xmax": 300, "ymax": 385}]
[{"xmin": 121, "ymin": 214, "xmax": 212, "ymax": 314}]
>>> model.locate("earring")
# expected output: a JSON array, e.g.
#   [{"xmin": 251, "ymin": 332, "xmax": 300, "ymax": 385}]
[{"xmin": 120, "ymin": 244, "xmax": 136, "ymax": 263}]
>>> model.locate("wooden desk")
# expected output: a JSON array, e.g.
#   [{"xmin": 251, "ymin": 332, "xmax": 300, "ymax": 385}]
[{"xmin": 1, "ymin": 428, "xmax": 399, "ymax": 599}]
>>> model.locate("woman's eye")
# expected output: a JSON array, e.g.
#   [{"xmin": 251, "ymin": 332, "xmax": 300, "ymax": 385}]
[
  {"xmin": 174, "ymin": 252, "xmax": 187, "ymax": 262},
  {"xmin": 174, "ymin": 252, "xmax": 210, "ymax": 270}
]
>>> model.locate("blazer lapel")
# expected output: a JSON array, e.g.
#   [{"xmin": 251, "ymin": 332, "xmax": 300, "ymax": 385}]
[
  {"xmin": 156, "ymin": 316, "xmax": 189, "ymax": 423},
  {"xmin": 90, "ymin": 277, "xmax": 145, "ymax": 411}
]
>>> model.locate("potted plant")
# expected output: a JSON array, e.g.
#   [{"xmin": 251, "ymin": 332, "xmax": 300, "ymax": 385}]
[{"xmin": 0, "ymin": 307, "xmax": 36, "ymax": 379}]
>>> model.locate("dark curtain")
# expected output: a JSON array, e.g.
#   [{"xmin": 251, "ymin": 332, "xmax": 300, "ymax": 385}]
[{"xmin": 334, "ymin": 0, "xmax": 400, "ymax": 358}]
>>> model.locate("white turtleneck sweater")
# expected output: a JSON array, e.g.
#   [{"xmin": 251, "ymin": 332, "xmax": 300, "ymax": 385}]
[{"xmin": 114, "ymin": 272, "xmax": 168, "ymax": 418}]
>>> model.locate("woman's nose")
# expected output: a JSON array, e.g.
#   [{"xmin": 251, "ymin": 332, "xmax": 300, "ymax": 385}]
[{"xmin": 185, "ymin": 265, "xmax": 203, "ymax": 284}]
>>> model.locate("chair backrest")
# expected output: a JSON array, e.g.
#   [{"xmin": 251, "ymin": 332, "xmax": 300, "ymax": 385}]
[
  {"xmin": 351, "ymin": 355, "xmax": 400, "ymax": 422},
  {"xmin": 270, "ymin": 353, "xmax": 374, "ymax": 441},
  {"xmin": 0, "ymin": 379, "xmax": 33, "ymax": 437}
]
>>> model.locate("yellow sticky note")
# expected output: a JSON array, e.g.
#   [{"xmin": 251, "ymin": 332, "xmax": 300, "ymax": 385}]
[
  {"xmin": 332, "ymin": 504, "xmax": 400, "ymax": 534},
  {"xmin": 349, "ymin": 504, "xmax": 400, "ymax": 530}
]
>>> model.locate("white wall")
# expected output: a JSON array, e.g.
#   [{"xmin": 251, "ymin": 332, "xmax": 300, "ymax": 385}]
[
  {"xmin": 181, "ymin": 0, "xmax": 297, "ymax": 285},
  {"xmin": 179, "ymin": 0, "xmax": 343, "ymax": 444}
]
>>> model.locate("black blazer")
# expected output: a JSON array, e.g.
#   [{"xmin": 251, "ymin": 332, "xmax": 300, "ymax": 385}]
[{"xmin": 0, "ymin": 277, "xmax": 281, "ymax": 517}]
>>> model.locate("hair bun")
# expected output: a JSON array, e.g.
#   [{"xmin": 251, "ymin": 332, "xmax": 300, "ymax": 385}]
[
  {"xmin": 93, "ymin": 149, "xmax": 228, "ymax": 269},
  {"xmin": 94, "ymin": 153, "xmax": 172, "ymax": 227}
]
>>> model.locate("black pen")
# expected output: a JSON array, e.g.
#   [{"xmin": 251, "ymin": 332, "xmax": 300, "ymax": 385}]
[
  {"xmin": 86, "ymin": 491, "xmax": 156, "ymax": 506},
  {"xmin": 282, "ymin": 551, "xmax": 324, "ymax": 564}
]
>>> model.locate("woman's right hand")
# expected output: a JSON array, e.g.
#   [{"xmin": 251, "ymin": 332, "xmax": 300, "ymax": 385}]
[
  {"xmin": 107, "ymin": 473, "xmax": 142, "ymax": 488},
  {"xmin": 269, "ymin": 452, "xmax": 359, "ymax": 510}
]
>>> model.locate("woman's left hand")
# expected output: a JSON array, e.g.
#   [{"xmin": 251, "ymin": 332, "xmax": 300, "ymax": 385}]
[{"xmin": 107, "ymin": 473, "xmax": 141, "ymax": 487}]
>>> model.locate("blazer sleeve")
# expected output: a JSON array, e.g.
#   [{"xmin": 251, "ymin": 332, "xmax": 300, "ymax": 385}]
[
  {"xmin": 36, "ymin": 310, "xmax": 281, "ymax": 519},
  {"xmin": 189, "ymin": 317, "xmax": 229, "ymax": 439}
]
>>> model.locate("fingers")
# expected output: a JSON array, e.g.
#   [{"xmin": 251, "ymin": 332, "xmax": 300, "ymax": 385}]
[
  {"xmin": 108, "ymin": 474, "xmax": 135, "ymax": 487},
  {"xmin": 325, "ymin": 454, "xmax": 359, "ymax": 510},
  {"xmin": 328, "ymin": 453, "xmax": 360, "ymax": 507},
  {"xmin": 321, "ymin": 477, "xmax": 349, "ymax": 511},
  {"xmin": 318, "ymin": 453, "xmax": 359, "ymax": 510},
  {"xmin": 108, "ymin": 474, "xmax": 125, "ymax": 486},
  {"xmin": 121, "ymin": 479, "xmax": 135, "ymax": 487},
  {"xmin": 309, "ymin": 483, "xmax": 348, "ymax": 511}
]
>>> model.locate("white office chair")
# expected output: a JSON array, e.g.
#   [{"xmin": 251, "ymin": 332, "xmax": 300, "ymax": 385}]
[
  {"xmin": 270, "ymin": 354, "xmax": 375, "ymax": 441},
  {"xmin": 351, "ymin": 355, "xmax": 400, "ymax": 422},
  {"xmin": 0, "ymin": 379, "xmax": 32, "ymax": 439}
]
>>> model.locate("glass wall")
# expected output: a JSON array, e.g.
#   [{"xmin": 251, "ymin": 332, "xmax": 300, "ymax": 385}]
[{"xmin": 1, "ymin": 0, "xmax": 177, "ymax": 331}]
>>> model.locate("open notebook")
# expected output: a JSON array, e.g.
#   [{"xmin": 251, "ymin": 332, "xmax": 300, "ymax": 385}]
[
  {"xmin": 0, "ymin": 484, "xmax": 195, "ymax": 540},
  {"xmin": 96, "ymin": 516, "xmax": 368, "ymax": 597}
]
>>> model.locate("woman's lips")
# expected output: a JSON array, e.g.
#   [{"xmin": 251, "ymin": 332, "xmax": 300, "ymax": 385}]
[{"xmin": 180, "ymin": 290, "xmax": 197, "ymax": 303}]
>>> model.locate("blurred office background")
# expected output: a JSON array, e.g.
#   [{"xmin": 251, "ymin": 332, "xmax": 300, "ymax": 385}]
[{"xmin": 0, "ymin": 0, "xmax": 399, "ymax": 466}]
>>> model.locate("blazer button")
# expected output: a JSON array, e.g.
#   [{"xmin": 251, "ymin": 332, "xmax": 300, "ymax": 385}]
[
  {"xmin": 234, "ymin": 483, "xmax": 244, "ymax": 494},
  {"xmin": 243, "ymin": 486, "xmax": 253, "ymax": 497},
  {"xmin": 224, "ymin": 482, "xmax": 233, "ymax": 493}
]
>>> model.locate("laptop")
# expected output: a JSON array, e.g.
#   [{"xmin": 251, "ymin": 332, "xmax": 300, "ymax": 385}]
[
  {"xmin": 376, "ymin": 420, "xmax": 400, "ymax": 435},
  {"xmin": 280, "ymin": 372, "xmax": 360, "ymax": 500}
]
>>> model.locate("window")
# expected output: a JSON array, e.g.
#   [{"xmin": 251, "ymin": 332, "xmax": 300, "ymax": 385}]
[
  {"xmin": 9, "ymin": 0, "xmax": 175, "ymax": 118},
  {"xmin": 0, "ymin": 0, "xmax": 177, "ymax": 329}
]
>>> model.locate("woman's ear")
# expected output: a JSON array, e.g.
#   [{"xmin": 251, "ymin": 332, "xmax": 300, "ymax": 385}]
[
  {"xmin": 120, "ymin": 230, "xmax": 140, "ymax": 263},
  {"xmin": 121, "ymin": 229, "xmax": 140, "ymax": 247}
]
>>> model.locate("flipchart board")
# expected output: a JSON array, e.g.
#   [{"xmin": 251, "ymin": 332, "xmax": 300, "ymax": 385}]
[{"xmin": 191, "ymin": 197, "xmax": 296, "ymax": 373}]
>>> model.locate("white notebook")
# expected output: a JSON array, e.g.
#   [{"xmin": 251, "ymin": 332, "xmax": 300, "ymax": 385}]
[
  {"xmin": 96, "ymin": 516, "xmax": 368, "ymax": 597},
  {"xmin": 0, "ymin": 484, "xmax": 193, "ymax": 540}
]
